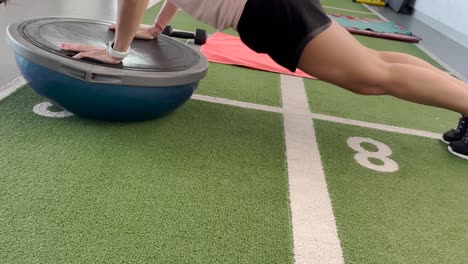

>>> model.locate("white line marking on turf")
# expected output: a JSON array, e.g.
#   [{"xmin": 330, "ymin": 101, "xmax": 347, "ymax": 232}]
[
  {"xmin": 191, "ymin": 94, "xmax": 284, "ymax": 114},
  {"xmin": 347, "ymin": 137, "xmax": 400, "ymax": 173},
  {"xmin": 191, "ymin": 94, "xmax": 443, "ymax": 140},
  {"xmin": 362, "ymin": 4, "xmax": 467, "ymax": 82},
  {"xmin": 362, "ymin": 4, "xmax": 389, "ymax": 21},
  {"xmin": 310, "ymin": 113, "xmax": 442, "ymax": 140},
  {"xmin": 281, "ymin": 74, "xmax": 344, "ymax": 264},
  {"xmin": 33, "ymin": 102, "xmax": 73, "ymax": 118},
  {"xmin": 0, "ymin": 77, "xmax": 26, "ymax": 101},
  {"xmin": 0, "ymin": 77, "xmax": 443, "ymax": 141},
  {"xmin": 323, "ymin": 5, "xmax": 375, "ymax": 15}
]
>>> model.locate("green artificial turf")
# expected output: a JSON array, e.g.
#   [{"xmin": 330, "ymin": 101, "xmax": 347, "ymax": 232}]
[
  {"xmin": 314, "ymin": 120, "xmax": 468, "ymax": 264},
  {"xmin": 0, "ymin": 87, "xmax": 293, "ymax": 263},
  {"xmin": 2, "ymin": 2, "xmax": 464, "ymax": 264},
  {"xmin": 196, "ymin": 63, "xmax": 282, "ymax": 107}
]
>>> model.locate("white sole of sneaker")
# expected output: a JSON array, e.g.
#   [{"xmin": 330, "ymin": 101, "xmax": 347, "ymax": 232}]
[
  {"xmin": 448, "ymin": 146, "xmax": 468, "ymax": 160},
  {"xmin": 440, "ymin": 138, "xmax": 450, "ymax": 145}
]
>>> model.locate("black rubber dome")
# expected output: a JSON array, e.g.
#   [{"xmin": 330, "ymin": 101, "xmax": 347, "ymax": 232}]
[
  {"xmin": 19, "ymin": 18, "xmax": 199, "ymax": 72},
  {"xmin": 7, "ymin": 17, "xmax": 208, "ymax": 86}
]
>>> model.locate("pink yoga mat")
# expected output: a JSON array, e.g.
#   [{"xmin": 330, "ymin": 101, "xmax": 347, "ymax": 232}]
[{"xmin": 200, "ymin": 32, "xmax": 316, "ymax": 79}]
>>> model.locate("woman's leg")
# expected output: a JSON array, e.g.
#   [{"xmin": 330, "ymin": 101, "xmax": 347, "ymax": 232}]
[
  {"xmin": 334, "ymin": 21, "xmax": 468, "ymax": 90},
  {"xmin": 298, "ymin": 21, "xmax": 468, "ymax": 114},
  {"xmin": 374, "ymin": 51, "xmax": 468, "ymax": 90}
]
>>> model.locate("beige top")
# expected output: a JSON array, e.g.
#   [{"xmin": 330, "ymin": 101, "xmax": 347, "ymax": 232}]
[{"xmin": 169, "ymin": 0, "xmax": 248, "ymax": 31}]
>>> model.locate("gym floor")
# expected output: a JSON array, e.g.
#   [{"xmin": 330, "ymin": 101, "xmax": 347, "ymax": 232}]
[{"xmin": 1, "ymin": 1, "xmax": 467, "ymax": 264}]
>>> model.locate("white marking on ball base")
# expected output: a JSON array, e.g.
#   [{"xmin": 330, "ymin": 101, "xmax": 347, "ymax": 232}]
[
  {"xmin": 33, "ymin": 102, "xmax": 73, "ymax": 118},
  {"xmin": 347, "ymin": 137, "xmax": 399, "ymax": 173}
]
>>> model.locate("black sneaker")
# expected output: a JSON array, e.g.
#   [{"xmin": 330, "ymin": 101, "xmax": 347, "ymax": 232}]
[
  {"xmin": 448, "ymin": 132, "xmax": 468, "ymax": 160},
  {"xmin": 441, "ymin": 115, "xmax": 468, "ymax": 144}
]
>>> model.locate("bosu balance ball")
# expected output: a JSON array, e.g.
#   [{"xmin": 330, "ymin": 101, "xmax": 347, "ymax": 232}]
[{"xmin": 6, "ymin": 17, "xmax": 208, "ymax": 121}]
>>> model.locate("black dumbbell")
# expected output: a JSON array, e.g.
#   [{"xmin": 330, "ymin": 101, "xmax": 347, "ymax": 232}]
[{"xmin": 162, "ymin": 25, "xmax": 208, "ymax": 45}]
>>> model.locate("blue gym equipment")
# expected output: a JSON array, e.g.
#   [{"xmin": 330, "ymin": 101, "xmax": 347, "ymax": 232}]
[{"xmin": 7, "ymin": 17, "xmax": 208, "ymax": 121}]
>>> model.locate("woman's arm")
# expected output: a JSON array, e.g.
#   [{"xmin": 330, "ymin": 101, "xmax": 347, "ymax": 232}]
[
  {"xmin": 113, "ymin": 0, "xmax": 150, "ymax": 52},
  {"xmin": 108, "ymin": 0, "xmax": 179, "ymax": 40},
  {"xmin": 62, "ymin": 0, "xmax": 149, "ymax": 63},
  {"xmin": 153, "ymin": 0, "xmax": 179, "ymax": 32},
  {"xmin": 62, "ymin": 0, "xmax": 178, "ymax": 63}
]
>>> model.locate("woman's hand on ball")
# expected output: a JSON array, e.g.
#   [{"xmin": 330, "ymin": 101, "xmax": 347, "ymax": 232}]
[
  {"xmin": 108, "ymin": 23, "xmax": 161, "ymax": 40},
  {"xmin": 61, "ymin": 43, "xmax": 122, "ymax": 64}
]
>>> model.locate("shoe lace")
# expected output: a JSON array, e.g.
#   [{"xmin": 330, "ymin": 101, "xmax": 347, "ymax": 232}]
[{"xmin": 455, "ymin": 116, "xmax": 468, "ymax": 133}]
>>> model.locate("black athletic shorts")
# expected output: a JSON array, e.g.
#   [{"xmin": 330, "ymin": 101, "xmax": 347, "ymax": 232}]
[{"xmin": 237, "ymin": 0, "xmax": 332, "ymax": 72}]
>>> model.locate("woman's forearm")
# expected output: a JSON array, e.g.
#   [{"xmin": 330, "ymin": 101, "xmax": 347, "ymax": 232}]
[
  {"xmin": 113, "ymin": 0, "xmax": 149, "ymax": 52},
  {"xmin": 154, "ymin": 0, "xmax": 179, "ymax": 30}
]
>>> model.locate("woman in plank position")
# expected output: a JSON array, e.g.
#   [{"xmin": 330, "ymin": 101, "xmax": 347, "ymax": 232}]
[{"xmin": 2, "ymin": 0, "xmax": 468, "ymax": 159}]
